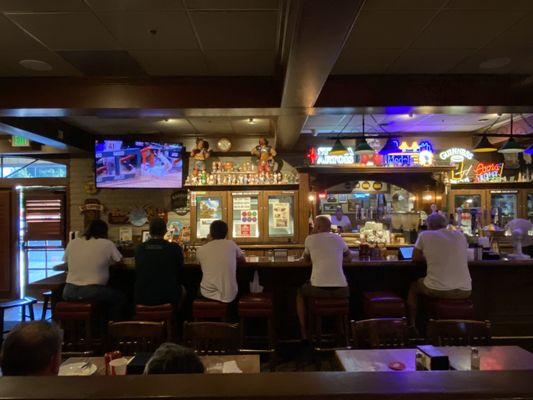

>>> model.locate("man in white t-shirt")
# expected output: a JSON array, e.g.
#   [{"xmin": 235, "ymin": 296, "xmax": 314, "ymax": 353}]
[
  {"xmin": 407, "ymin": 213, "xmax": 472, "ymax": 327},
  {"xmin": 330, "ymin": 207, "xmax": 352, "ymax": 232},
  {"xmin": 63, "ymin": 219, "xmax": 124, "ymax": 319},
  {"xmin": 196, "ymin": 220, "xmax": 245, "ymax": 303},
  {"xmin": 297, "ymin": 216, "xmax": 352, "ymax": 340}
]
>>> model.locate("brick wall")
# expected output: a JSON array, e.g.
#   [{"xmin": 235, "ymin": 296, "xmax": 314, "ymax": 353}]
[{"xmin": 69, "ymin": 158, "xmax": 179, "ymax": 239}]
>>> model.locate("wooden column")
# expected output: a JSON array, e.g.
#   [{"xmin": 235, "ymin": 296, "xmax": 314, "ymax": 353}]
[{"xmin": 298, "ymin": 172, "xmax": 310, "ymax": 243}]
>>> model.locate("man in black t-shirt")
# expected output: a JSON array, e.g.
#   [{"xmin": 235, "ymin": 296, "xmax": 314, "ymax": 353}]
[{"xmin": 135, "ymin": 218, "xmax": 184, "ymax": 306}]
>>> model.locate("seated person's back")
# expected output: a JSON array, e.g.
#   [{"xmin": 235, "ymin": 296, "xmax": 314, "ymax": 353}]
[
  {"xmin": 196, "ymin": 220, "xmax": 244, "ymax": 303},
  {"xmin": 135, "ymin": 218, "xmax": 184, "ymax": 306},
  {"xmin": 1, "ymin": 321, "xmax": 62, "ymax": 376},
  {"xmin": 415, "ymin": 217, "xmax": 471, "ymax": 291},
  {"xmin": 144, "ymin": 343, "xmax": 204, "ymax": 374}
]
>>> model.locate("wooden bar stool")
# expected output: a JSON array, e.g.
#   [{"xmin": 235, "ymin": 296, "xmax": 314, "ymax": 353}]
[
  {"xmin": 41, "ymin": 290, "xmax": 53, "ymax": 321},
  {"xmin": 425, "ymin": 297, "xmax": 474, "ymax": 320},
  {"xmin": 308, "ymin": 297, "xmax": 350, "ymax": 350},
  {"xmin": 0, "ymin": 297, "xmax": 37, "ymax": 346},
  {"xmin": 135, "ymin": 303, "xmax": 175, "ymax": 341},
  {"xmin": 363, "ymin": 291, "xmax": 406, "ymax": 318},
  {"xmin": 53, "ymin": 302, "xmax": 97, "ymax": 355},
  {"xmin": 238, "ymin": 292, "xmax": 275, "ymax": 350},
  {"xmin": 192, "ymin": 299, "xmax": 228, "ymax": 321}
]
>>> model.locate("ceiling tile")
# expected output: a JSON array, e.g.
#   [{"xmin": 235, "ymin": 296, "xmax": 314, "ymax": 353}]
[
  {"xmin": 185, "ymin": 0, "xmax": 280, "ymax": 9},
  {"xmin": 86, "ymin": 0, "xmax": 185, "ymax": 11},
  {"xmin": 0, "ymin": 0, "xmax": 89, "ymax": 12},
  {"xmin": 0, "ymin": 48, "xmax": 82, "ymax": 76},
  {"xmin": 304, "ymin": 115, "xmax": 352, "ymax": 129},
  {"xmin": 7, "ymin": 12, "xmax": 119, "ymax": 50},
  {"xmin": 97, "ymin": 11, "xmax": 198, "ymax": 50},
  {"xmin": 191, "ymin": 10, "xmax": 278, "ymax": 50},
  {"xmin": 387, "ymin": 49, "xmax": 472, "ymax": 73},
  {"xmin": 58, "ymin": 50, "xmax": 146, "ymax": 76},
  {"xmin": 450, "ymin": 48, "xmax": 533, "ymax": 74},
  {"xmin": 204, "ymin": 50, "xmax": 275, "ymax": 75},
  {"xmin": 363, "ymin": 0, "xmax": 447, "ymax": 10},
  {"xmin": 0, "ymin": 14, "xmax": 45, "ymax": 50},
  {"xmin": 333, "ymin": 49, "xmax": 403, "ymax": 74},
  {"xmin": 445, "ymin": 0, "xmax": 533, "ymax": 10},
  {"xmin": 188, "ymin": 117, "xmax": 234, "ymax": 134},
  {"xmin": 410, "ymin": 10, "xmax": 524, "ymax": 49},
  {"xmin": 484, "ymin": 13, "xmax": 533, "ymax": 50},
  {"xmin": 129, "ymin": 50, "xmax": 208, "ymax": 75},
  {"xmin": 230, "ymin": 117, "xmax": 271, "ymax": 134},
  {"xmin": 342, "ymin": 10, "xmax": 436, "ymax": 50}
]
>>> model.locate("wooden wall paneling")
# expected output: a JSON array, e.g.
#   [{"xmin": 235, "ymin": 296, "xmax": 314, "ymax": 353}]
[{"xmin": 0, "ymin": 189, "xmax": 16, "ymax": 298}]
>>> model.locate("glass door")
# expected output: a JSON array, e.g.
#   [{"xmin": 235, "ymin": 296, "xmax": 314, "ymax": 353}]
[
  {"xmin": 519, "ymin": 190, "xmax": 533, "ymax": 223},
  {"xmin": 263, "ymin": 191, "xmax": 298, "ymax": 242},
  {"xmin": 191, "ymin": 192, "xmax": 227, "ymax": 243},
  {"xmin": 490, "ymin": 191, "xmax": 518, "ymax": 228},
  {"xmin": 229, "ymin": 192, "xmax": 262, "ymax": 243}
]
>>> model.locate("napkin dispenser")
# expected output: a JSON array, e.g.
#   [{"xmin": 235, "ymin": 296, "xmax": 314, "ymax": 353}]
[{"xmin": 416, "ymin": 345, "xmax": 450, "ymax": 370}]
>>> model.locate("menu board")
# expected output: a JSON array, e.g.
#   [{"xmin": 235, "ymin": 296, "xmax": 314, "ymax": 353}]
[
  {"xmin": 196, "ymin": 196, "xmax": 222, "ymax": 239},
  {"xmin": 232, "ymin": 193, "xmax": 259, "ymax": 238}
]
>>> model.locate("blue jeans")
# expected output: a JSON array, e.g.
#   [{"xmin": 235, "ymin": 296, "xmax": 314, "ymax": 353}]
[{"xmin": 63, "ymin": 283, "xmax": 125, "ymax": 321}]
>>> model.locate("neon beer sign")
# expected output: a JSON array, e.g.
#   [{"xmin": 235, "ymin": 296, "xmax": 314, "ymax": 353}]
[{"xmin": 475, "ymin": 162, "xmax": 504, "ymax": 182}]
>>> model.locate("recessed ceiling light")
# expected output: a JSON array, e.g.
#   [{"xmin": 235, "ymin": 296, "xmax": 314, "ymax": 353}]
[
  {"xmin": 248, "ymin": 118, "xmax": 256, "ymax": 124},
  {"xmin": 479, "ymin": 57, "xmax": 511, "ymax": 70},
  {"xmin": 19, "ymin": 59, "xmax": 52, "ymax": 71}
]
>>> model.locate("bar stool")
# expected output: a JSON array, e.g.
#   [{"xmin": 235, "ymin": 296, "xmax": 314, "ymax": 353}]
[
  {"xmin": 238, "ymin": 292, "xmax": 275, "ymax": 350},
  {"xmin": 0, "ymin": 297, "xmax": 37, "ymax": 346},
  {"xmin": 425, "ymin": 297, "xmax": 474, "ymax": 320},
  {"xmin": 308, "ymin": 297, "xmax": 350, "ymax": 349},
  {"xmin": 41, "ymin": 290, "xmax": 53, "ymax": 321},
  {"xmin": 135, "ymin": 303, "xmax": 175, "ymax": 341},
  {"xmin": 363, "ymin": 291, "xmax": 406, "ymax": 318},
  {"xmin": 53, "ymin": 302, "xmax": 98, "ymax": 355},
  {"xmin": 192, "ymin": 299, "xmax": 228, "ymax": 321}
]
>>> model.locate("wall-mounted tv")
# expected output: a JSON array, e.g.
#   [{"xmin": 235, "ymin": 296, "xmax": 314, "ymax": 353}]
[{"xmin": 95, "ymin": 140, "xmax": 184, "ymax": 189}]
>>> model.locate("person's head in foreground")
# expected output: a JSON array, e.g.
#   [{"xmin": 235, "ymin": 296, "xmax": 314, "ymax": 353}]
[
  {"xmin": 149, "ymin": 217, "xmax": 167, "ymax": 239},
  {"xmin": 144, "ymin": 343, "xmax": 204, "ymax": 375},
  {"xmin": 210, "ymin": 220, "xmax": 228, "ymax": 240},
  {"xmin": 314, "ymin": 215, "xmax": 332, "ymax": 233},
  {"xmin": 426, "ymin": 213, "xmax": 447, "ymax": 231},
  {"xmin": 1, "ymin": 321, "xmax": 62, "ymax": 376}
]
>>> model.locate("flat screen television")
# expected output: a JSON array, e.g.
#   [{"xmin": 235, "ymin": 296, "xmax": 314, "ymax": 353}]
[{"xmin": 95, "ymin": 139, "xmax": 184, "ymax": 189}]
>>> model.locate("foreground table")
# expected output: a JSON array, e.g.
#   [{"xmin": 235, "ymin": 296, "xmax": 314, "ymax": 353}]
[
  {"xmin": 336, "ymin": 346, "xmax": 533, "ymax": 372},
  {"xmin": 61, "ymin": 354, "xmax": 260, "ymax": 375}
]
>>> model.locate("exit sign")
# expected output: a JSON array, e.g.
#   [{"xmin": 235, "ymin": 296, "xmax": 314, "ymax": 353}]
[{"xmin": 11, "ymin": 136, "xmax": 30, "ymax": 147}]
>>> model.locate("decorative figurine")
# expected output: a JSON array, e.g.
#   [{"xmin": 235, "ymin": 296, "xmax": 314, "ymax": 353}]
[
  {"xmin": 190, "ymin": 138, "xmax": 211, "ymax": 171},
  {"xmin": 251, "ymin": 137, "xmax": 276, "ymax": 173}
]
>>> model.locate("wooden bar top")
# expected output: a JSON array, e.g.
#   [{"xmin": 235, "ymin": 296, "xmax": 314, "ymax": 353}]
[{"xmin": 1, "ymin": 371, "xmax": 532, "ymax": 399}]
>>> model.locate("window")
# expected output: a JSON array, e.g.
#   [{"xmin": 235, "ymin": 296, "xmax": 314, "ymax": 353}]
[
  {"xmin": 1, "ymin": 157, "xmax": 67, "ymax": 178},
  {"xmin": 26, "ymin": 240, "xmax": 63, "ymax": 283}
]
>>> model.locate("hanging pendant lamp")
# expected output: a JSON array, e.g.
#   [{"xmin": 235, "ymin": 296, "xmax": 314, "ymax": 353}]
[
  {"xmin": 354, "ymin": 114, "xmax": 375, "ymax": 155},
  {"xmin": 473, "ymin": 136, "xmax": 497, "ymax": 153},
  {"xmin": 498, "ymin": 114, "xmax": 524, "ymax": 154},
  {"xmin": 379, "ymin": 137, "xmax": 399, "ymax": 155},
  {"xmin": 328, "ymin": 138, "xmax": 348, "ymax": 156}
]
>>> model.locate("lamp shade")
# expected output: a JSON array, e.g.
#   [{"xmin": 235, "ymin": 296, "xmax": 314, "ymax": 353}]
[
  {"xmin": 498, "ymin": 137, "xmax": 524, "ymax": 154},
  {"xmin": 328, "ymin": 138, "xmax": 348, "ymax": 156},
  {"xmin": 473, "ymin": 136, "xmax": 497, "ymax": 153},
  {"xmin": 525, "ymin": 143, "xmax": 533, "ymax": 155},
  {"xmin": 379, "ymin": 137, "xmax": 399, "ymax": 155},
  {"xmin": 354, "ymin": 139, "xmax": 375, "ymax": 155}
]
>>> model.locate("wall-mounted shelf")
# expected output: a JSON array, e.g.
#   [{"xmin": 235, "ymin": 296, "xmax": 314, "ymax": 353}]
[{"xmin": 185, "ymin": 184, "xmax": 299, "ymax": 191}]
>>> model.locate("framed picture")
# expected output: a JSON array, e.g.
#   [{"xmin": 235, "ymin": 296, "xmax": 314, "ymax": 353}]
[
  {"xmin": 323, "ymin": 203, "xmax": 339, "ymax": 213},
  {"xmin": 337, "ymin": 194, "xmax": 348, "ymax": 203},
  {"xmin": 119, "ymin": 227, "xmax": 132, "ymax": 242},
  {"xmin": 141, "ymin": 230, "xmax": 151, "ymax": 242}
]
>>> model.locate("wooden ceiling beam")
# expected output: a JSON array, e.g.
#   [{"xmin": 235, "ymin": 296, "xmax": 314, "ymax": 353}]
[{"xmin": 276, "ymin": 0, "xmax": 366, "ymax": 150}]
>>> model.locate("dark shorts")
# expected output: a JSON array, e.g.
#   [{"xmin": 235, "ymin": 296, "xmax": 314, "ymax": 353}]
[{"xmin": 300, "ymin": 282, "xmax": 349, "ymax": 298}]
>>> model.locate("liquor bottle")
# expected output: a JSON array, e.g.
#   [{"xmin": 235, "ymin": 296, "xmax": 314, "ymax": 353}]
[{"xmin": 471, "ymin": 347, "xmax": 480, "ymax": 370}]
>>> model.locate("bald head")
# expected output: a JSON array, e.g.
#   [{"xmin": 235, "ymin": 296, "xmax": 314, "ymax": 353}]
[
  {"xmin": 427, "ymin": 213, "xmax": 447, "ymax": 230},
  {"xmin": 315, "ymin": 216, "xmax": 332, "ymax": 233}
]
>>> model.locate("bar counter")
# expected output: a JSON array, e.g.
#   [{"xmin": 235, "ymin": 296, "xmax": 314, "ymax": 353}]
[{"xmin": 32, "ymin": 258, "xmax": 533, "ymax": 338}]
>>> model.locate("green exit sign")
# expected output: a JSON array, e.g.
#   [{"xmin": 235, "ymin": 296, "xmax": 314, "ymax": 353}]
[{"xmin": 11, "ymin": 136, "xmax": 30, "ymax": 147}]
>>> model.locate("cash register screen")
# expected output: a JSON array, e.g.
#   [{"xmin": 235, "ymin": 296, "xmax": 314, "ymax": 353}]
[{"xmin": 399, "ymin": 246, "xmax": 414, "ymax": 260}]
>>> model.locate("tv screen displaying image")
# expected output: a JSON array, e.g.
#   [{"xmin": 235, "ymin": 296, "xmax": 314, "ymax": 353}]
[{"xmin": 95, "ymin": 140, "xmax": 184, "ymax": 189}]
